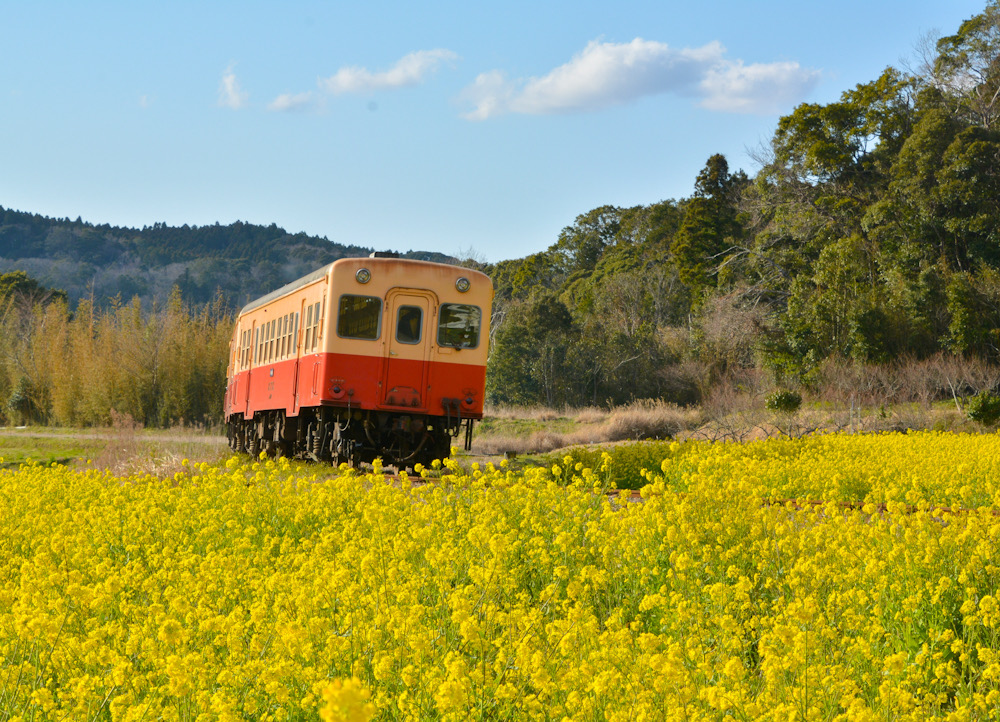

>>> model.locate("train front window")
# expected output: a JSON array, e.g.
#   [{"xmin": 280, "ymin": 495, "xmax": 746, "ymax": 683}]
[
  {"xmin": 437, "ymin": 304, "xmax": 481, "ymax": 349},
  {"xmin": 396, "ymin": 306, "xmax": 423, "ymax": 344},
  {"xmin": 338, "ymin": 295, "xmax": 382, "ymax": 340}
]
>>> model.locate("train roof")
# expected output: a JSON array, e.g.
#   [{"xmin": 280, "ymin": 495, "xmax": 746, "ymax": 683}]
[
  {"xmin": 239, "ymin": 263, "xmax": 334, "ymax": 316},
  {"xmin": 237, "ymin": 257, "xmax": 490, "ymax": 316}
]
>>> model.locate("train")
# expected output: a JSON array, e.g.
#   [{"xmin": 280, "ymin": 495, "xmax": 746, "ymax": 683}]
[{"xmin": 224, "ymin": 254, "xmax": 493, "ymax": 467}]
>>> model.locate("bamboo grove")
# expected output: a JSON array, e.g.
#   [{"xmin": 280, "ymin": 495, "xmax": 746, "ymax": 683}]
[{"xmin": 0, "ymin": 285, "xmax": 231, "ymax": 428}]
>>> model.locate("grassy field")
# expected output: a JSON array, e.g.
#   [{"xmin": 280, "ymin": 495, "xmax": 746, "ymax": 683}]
[{"xmin": 0, "ymin": 425, "xmax": 227, "ymax": 471}]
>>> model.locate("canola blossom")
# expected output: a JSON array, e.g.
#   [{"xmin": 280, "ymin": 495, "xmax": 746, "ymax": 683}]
[{"xmin": 1, "ymin": 431, "xmax": 1000, "ymax": 720}]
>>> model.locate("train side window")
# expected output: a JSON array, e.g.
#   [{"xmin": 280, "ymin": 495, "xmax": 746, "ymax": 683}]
[
  {"xmin": 337, "ymin": 295, "xmax": 381, "ymax": 340},
  {"xmin": 395, "ymin": 305, "xmax": 423, "ymax": 344},
  {"xmin": 312, "ymin": 301, "xmax": 322, "ymax": 350},
  {"xmin": 268, "ymin": 320, "xmax": 275, "ymax": 362},
  {"xmin": 280, "ymin": 315, "xmax": 288, "ymax": 358},
  {"xmin": 437, "ymin": 304, "xmax": 482, "ymax": 349},
  {"xmin": 293, "ymin": 312, "xmax": 300, "ymax": 354},
  {"xmin": 305, "ymin": 305, "xmax": 314, "ymax": 350}
]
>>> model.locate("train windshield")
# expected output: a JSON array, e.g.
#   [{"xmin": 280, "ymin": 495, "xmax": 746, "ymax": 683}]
[
  {"xmin": 337, "ymin": 295, "xmax": 382, "ymax": 339},
  {"xmin": 437, "ymin": 304, "xmax": 481, "ymax": 348}
]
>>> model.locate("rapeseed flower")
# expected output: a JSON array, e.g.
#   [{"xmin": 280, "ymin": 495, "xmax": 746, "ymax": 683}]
[{"xmin": 2, "ymin": 433, "xmax": 1000, "ymax": 719}]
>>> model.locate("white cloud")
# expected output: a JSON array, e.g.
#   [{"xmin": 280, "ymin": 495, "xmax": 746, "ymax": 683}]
[
  {"xmin": 138, "ymin": 94, "xmax": 152, "ymax": 109},
  {"xmin": 268, "ymin": 49, "xmax": 458, "ymax": 113},
  {"xmin": 268, "ymin": 91, "xmax": 316, "ymax": 112},
  {"xmin": 320, "ymin": 49, "xmax": 458, "ymax": 94},
  {"xmin": 699, "ymin": 60, "xmax": 819, "ymax": 114},
  {"xmin": 218, "ymin": 64, "xmax": 248, "ymax": 109},
  {"xmin": 461, "ymin": 38, "xmax": 819, "ymax": 120}
]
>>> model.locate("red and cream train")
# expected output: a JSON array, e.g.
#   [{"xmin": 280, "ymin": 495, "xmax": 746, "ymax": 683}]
[{"xmin": 224, "ymin": 255, "xmax": 493, "ymax": 466}]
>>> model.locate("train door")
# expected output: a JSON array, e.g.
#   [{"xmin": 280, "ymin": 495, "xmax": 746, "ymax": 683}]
[{"xmin": 382, "ymin": 290, "xmax": 434, "ymax": 409}]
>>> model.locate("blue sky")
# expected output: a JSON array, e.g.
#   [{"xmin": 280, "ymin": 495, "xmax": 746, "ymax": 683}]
[{"xmin": 0, "ymin": 1, "xmax": 988, "ymax": 262}]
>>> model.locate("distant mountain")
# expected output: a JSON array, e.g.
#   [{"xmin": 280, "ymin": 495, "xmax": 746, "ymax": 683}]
[{"xmin": 0, "ymin": 206, "xmax": 456, "ymax": 308}]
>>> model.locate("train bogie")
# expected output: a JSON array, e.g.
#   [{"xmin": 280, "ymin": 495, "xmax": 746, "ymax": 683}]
[{"xmin": 224, "ymin": 256, "xmax": 492, "ymax": 468}]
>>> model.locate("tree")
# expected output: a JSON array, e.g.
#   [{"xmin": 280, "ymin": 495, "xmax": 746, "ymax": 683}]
[
  {"xmin": 931, "ymin": 1, "xmax": 1000, "ymax": 129},
  {"xmin": 486, "ymin": 293, "xmax": 577, "ymax": 406},
  {"xmin": 0, "ymin": 271, "xmax": 67, "ymax": 308},
  {"xmin": 671, "ymin": 155, "xmax": 747, "ymax": 295},
  {"xmin": 771, "ymin": 69, "xmax": 915, "ymax": 231},
  {"xmin": 552, "ymin": 206, "xmax": 622, "ymax": 276},
  {"xmin": 865, "ymin": 110, "xmax": 1000, "ymax": 272}
]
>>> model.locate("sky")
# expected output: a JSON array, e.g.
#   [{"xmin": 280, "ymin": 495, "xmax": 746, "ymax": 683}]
[{"xmin": 0, "ymin": 1, "xmax": 989, "ymax": 262}]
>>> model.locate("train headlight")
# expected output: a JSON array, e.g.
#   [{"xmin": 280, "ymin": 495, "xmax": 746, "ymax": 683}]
[
  {"xmin": 356, "ymin": 268, "xmax": 371, "ymax": 284},
  {"xmin": 456, "ymin": 277, "xmax": 471, "ymax": 293}
]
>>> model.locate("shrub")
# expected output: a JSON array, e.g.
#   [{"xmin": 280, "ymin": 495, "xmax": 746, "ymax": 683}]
[
  {"xmin": 559, "ymin": 440, "xmax": 678, "ymax": 490},
  {"xmin": 765, "ymin": 390, "xmax": 802, "ymax": 414},
  {"xmin": 966, "ymin": 391, "xmax": 1000, "ymax": 426}
]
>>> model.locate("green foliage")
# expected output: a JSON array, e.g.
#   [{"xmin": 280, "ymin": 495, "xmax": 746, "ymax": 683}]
[
  {"xmin": 0, "ymin": 270, "xmax": 67, "ymax": 307},
  {"xmin": 966, "ymin": 390, "xmax": 1000, "ymax": 426},
  {"xmin": 945, "ymin": 272, "xmax": 993, "ymax": 355},
  {"xmin": 4, "ymin": 377, "xmax": 37, "ymax": 426},
  {"xmin": 487, "ymin": 293, "xmax": 577, "ymax": 407},
  {"xmin": 932, "ymin": 1, "xmax": 1000, "ymax": 129},
  {"xmin": 557, "ymin": 441, "xmax": 678, "ymax": 490},
  {"xmin": 671, "ymin": 155, "xmax": 746, "ymax": 296},
  {"xmin": 765, "ymin": 390, "xmax": 803, "ymax": 414}
]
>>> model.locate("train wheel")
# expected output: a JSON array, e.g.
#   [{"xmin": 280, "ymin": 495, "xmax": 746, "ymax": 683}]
[
  {"xmin": 420, "ymin": 431, "xmax": 452, "ymax": 467},
  {"xmin": 248, "ymin": 435, "xmax": 260, "ymax": 458}
]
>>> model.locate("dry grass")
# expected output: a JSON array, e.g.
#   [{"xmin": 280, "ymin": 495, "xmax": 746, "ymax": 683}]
[
  {"xmin": 89, "ymin": 410, "xmax": 228, "ymax": 477},
  {"xmin": 482, "ymin": 404, "xmax": 563, "ymax": 422},
  {"xmin": 603, "ymin": 400, "xmax": 704, "ymax": 442},
  {"xmin": 573, "ymin": 407, "xmax": 608, "ymax": 424},
  {"xmin": 472, "ymin": 400, "xmax": 703, "ymax": 455},
  {"xmin": 93, "ymin": 410, "xmax": 144, "ymax": 474},
  {"xmin": 473, "ymin": 377, "xmax": 989, "ymax": 457}
]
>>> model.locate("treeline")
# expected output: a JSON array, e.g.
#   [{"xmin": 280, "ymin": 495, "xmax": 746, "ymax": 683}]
[
  {"xmin": 480, "ymin": 2, "xmax": 1000, "ymax": 407},
  {"xmin": 0, "ymin": 209, "xmax": 454, "ymax": 308},
  {"xmin": 0, "ymin": 273, "xmax": 231, "ymax": 428}
]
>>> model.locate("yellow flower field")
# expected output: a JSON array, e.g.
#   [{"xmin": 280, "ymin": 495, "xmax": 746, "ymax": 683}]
[{"xmin": 2, "ymin": 431, "xmax": 1000, "ymax": 721}]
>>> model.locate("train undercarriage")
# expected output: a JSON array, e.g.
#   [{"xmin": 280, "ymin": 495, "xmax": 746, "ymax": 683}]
[{"xmin": 226, "ymin": 405, "xmax": 473, "ymax": 468}]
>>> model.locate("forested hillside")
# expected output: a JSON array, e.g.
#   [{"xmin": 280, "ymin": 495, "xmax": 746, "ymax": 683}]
[
  {"xmin": 480, "ymin": 1, "xmax": 1000, "ymax": 408},
  {"xmin": 0, "ymin": 209, "xmax": 453, "ymax": 307}
]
